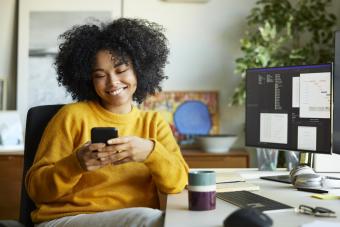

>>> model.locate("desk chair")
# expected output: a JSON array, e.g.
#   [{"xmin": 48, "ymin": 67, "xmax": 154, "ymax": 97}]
[
  {"xmin": 0, "ymin": 105, "xmax": 63, "ymax": 227},
  {"xmin": 19, "ymin": 105, "xmax": 64, "ymax": 227},
  {"xmin": 0, "ymin": 104, "xmax": 167, "ymax": 227}
]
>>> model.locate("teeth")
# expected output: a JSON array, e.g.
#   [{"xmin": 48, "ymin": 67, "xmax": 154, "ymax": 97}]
[{"xmin": 109, "ymin": 88, "xmax": 124, "ymax": 95}]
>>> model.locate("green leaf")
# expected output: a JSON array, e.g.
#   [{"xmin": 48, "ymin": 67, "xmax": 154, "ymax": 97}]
[{"xmin": 231, "ymin": 0, "xmax": 337, "ymax": 106}]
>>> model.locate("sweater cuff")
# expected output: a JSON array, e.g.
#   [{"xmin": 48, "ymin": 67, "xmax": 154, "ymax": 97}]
[
  {"xmin": 54, "ymin": 152, "xmax": 85, "ymax": 179},
  {"xmin": 144, "ymin": 140, "xmax": 168, "ymax": 167}
]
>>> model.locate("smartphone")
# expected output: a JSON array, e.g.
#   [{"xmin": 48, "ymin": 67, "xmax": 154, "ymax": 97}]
[{"xmin": 91, "ymin": 127, "xmax": 118, "ymax": 144}]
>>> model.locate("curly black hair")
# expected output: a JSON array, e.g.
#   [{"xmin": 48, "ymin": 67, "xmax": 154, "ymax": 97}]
[{"xmin": 55, "ymin": 18, "xmax": 169, "ymax": 103}]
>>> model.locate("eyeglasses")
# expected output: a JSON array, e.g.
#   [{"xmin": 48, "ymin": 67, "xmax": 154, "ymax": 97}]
[{"xmin": 296, "ymin": 205, "xmax": 337, "ymax": 218}]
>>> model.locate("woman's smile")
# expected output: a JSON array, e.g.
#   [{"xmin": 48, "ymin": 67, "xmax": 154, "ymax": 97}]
[{"xmin": 106, "ymin": 85, "xmax": 128, "ymax": 96}]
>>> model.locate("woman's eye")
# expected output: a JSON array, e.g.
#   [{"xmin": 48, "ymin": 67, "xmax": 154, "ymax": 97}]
[
  {"xmin": 93, "ymin": 74, "xmax": 105, "ymax": 78},
  {"xmin": 117, "ymin": 68, "xmax": 128, "ymax": 74},
  {"xmin": 117, "ymin": 70, "xmax": 126, "ymax": 74}
]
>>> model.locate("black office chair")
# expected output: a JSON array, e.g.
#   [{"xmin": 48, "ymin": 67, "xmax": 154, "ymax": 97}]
[
  {"xmin": 18, "ymin": 105, "xmax": 64, "ymax": 227},
  {"xmin": 0, "ymin": 105, "xmax": 64, "ymax": 227},
  {"xmin": 19, "ymin": 104, "xmax": 64, "ymax": 227},
  {"xmin": 0, "ymin": 104, "xmax": 168, "ymax": 227}
]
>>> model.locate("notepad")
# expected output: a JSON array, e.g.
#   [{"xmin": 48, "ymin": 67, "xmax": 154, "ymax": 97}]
[
  {"xmin": 216, "ymin": 172, "xmax": 260, "ymax": 192},
  {"xmin": 311, "ymin": 194, "xmax": 340, "ymax": 200},
  {"xmin": 216, "ymin": 181, "xmax": 260, "ymax": 192},
  {"xmin": 216, "ymin": 172, "xmax": 245, "ymax": 183}
]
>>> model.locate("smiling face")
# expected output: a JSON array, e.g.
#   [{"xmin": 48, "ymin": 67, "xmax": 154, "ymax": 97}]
[{"xmin": 92, "ymin": 50, "xmax": 137, "ymax": 113}]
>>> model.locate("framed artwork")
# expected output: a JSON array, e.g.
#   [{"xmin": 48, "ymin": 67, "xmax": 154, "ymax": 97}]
[
  {"xmin": 0, "ymin": 111, "xmax": 24, "ymax": 151},
  {"xmin": 0, "ymin": 78, "xmax": 7, "ymax": 110},
  {"xmin": 139, "ymin": 91, "xmax": 219, "ymax": 145},
  {"xmin": 17, "ymin": 0, "xmax": 122, "ymax": 126}
]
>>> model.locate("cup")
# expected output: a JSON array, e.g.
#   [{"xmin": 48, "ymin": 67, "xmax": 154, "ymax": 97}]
[{"xmin": 188, "ymin": 170, "xmax": 216, "ymax": 211}]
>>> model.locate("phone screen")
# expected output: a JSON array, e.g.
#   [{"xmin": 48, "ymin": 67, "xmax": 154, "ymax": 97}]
[{"xmin": 91, "ymin": 127, "xmax": 118, "ymax": 144}]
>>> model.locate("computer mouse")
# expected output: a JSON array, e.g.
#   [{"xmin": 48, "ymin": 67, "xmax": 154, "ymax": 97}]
[{"xmin": 223, "ymin": 208, "xmax": 273, "ymax": 227}]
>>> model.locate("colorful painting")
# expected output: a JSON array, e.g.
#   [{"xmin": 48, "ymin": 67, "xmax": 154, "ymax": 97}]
[{"xmin": 139, "ymin": 91, "xmax": 219, "ymax": 145}]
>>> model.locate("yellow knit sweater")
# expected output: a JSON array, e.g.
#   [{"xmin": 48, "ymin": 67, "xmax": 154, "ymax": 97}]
[{"xmin": 25, "ymin": 101, "xmax": 189, "ymax": 223}]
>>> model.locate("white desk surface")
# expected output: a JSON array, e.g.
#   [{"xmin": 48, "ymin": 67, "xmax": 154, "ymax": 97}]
[
  {"xmin": 165, "ymin": 168, "xmax": 340, "ymax": 227},
  {"xmin": 0, "ymin": 145, "xmax": 24, "ymax": 155}
]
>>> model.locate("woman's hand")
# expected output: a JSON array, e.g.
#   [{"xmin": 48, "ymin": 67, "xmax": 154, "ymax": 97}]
[
  {"xmin": 76, "ymin": 141, "xmax": 112, "ymax": 171},
  {"xmin": 105, "ymin": 136, "xmax": 155, "ymax": 164}
]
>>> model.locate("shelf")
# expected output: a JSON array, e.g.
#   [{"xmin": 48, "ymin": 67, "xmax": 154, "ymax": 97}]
[{"xmin": 181, "ymin": 148, "xmax": 249, "ymax": 168}]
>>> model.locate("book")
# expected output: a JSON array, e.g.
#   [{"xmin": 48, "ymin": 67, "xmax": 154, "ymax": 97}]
[
  {"xmin": 216, "ymin": 172, "xmax": 245, "ymax": 183},
  {"xmin": 216, "ymin": 181, "xmax": 260, "ymax": 192},
  {"xmin": 216, "ymin": 171, "xmax": 260, "ymax": 192}
]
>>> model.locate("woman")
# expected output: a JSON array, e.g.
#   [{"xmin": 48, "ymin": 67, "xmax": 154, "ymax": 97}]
[{"xmin": 25, "ymin": 18, "xmax": 189, "ymax": 227}]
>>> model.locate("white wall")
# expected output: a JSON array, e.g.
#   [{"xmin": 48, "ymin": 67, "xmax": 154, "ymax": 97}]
[
  {"xmin": 123, "ymin": 0, "xmax": 259, "ymax": 167},
  {"xmin": 124, "ymin": 0, "xmax": 256, "ymax": 150}
]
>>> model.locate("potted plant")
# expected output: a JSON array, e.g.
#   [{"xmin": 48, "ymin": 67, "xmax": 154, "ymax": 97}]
[
  {"xmin": 232, "ymin": 0, "xmax": 337, "ymax": 106},
  {"xmin": 232, "ymin": 0, "xmax": 337, "ymax": 170}
]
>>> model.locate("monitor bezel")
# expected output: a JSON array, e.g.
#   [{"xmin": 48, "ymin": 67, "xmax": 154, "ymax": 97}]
[
  {"xmin": 245, "ymin": 63, "xmax": 333, "ymax": 154},
  {"xmin": 332, "ymin": 30, "xmax": 340, "ymax": 154}
]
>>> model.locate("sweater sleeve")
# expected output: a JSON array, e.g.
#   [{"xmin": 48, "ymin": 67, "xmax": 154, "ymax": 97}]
[
  {"xmin": 143, "ymin": 113, "xmax": 189, "ymax": 194},
  {"xmin": 25, "ymin": 107, "xmax": 85, "ymax": 204}
]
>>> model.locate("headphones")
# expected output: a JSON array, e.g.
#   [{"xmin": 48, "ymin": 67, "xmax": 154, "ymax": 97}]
[{"xmin": 289, "ymin": 165, "xmax": 340, "ymax": 189}]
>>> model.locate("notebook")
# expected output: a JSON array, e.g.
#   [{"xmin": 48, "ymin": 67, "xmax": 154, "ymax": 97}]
[
  {"xmin": 216, "ymin": 172, "xmax": 245, "ymax": 183},
  {"xmin": 216, "ymin": 172, "xmax": 260, "ymax": 192}
]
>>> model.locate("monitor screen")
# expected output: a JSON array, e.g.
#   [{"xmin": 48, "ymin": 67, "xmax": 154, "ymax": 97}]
[
  {"xmin": 245, "ymin": 64, "xmax": 332, "ymax": 154},
  {"xmin": 333, "ymin": 31, "xmax": 340, "ymax": 154}
]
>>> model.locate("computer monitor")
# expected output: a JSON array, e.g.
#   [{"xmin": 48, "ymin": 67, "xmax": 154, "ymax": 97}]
[
  {"xmin": 333, "ymin": 31, "xmax": 340, "ymax": 154},
  {"xmin": 246, "ymin": 63, "xmax": 332, "ymax": 153},
  {"xmin": 245, "ymin": 63, "xmax": 332, "ymax": 183}
]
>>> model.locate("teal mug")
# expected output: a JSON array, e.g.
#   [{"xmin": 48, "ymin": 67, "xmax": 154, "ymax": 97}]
[{"xmin": 188, "ymin": 171, "xmax": 216, "ymax": 211}]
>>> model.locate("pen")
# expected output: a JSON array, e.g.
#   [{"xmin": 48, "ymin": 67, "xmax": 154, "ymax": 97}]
[
  {"xmin": 297, "ymin": 188, "xmax": 328, "ymax": 194},
  {"xmin": 216, "ymin": 181, "xmax": 245, "ymax": 184},
  {"xmin": 325, "ymin": 176, "xmax": 340, "ymax": 180}
]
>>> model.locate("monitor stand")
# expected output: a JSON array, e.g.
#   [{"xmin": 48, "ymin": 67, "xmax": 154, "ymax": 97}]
[{"xmin": 260, "ymin": 152, "xmax": 313, "ymax": 184}]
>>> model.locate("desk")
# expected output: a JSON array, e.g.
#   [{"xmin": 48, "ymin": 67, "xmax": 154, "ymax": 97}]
[
  {"xmin": 165, "ymin": 169, "xmax": 340, "ymax": 227},
  {"xmin": 181, "ymin": 149, "xmax": 249, "ymax": 168},
  {"xmin": 0, "ymin": 150, "xmax": 24, "ymax": 219}
]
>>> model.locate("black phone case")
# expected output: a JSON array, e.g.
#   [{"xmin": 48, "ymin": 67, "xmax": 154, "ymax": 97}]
[{"xmin": 91, "ymin": 127, "xmax": 118, "ymax": 144}]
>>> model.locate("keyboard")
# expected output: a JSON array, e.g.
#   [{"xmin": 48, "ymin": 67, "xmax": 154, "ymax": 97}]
[{"xmin": 216, "ymin": 191, "xmax": 293, "ymax": 213}]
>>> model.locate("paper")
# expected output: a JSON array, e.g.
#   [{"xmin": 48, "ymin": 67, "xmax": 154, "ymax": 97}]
[
  {"xmin": 216, "ymin": 172, "xmax": 244, "ymax": 183},
  {"xmin": 216, "ymin": 182, "xmax": 260, "ymax": 193},
  {"xmin": 301, "ymin": 220, "xmax": 340, "ymax": 227},
  {"xmin": 299, "ymin": 72, "xmax": 331, "ymax": 119},
  {"xmin": 215, "ymin": 172, "xmax": 259, "ymax": 192},
  {"xmin": 292, "ymin": 77, "xmax": 300, "ymax": 108},
  {"xmin": 297, "ymin": 126, "xmax": 317, "ymax": 151},
  {"xmin": 311, "ymin": 194, "xmax": 340, "ymax": 200},
  {"xmin": 260, "ymin": 113, "xmax": 288, "ymax": 144}
]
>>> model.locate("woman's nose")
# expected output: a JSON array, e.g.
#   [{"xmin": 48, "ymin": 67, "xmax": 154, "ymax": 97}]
[{"xmin": 107, "ymin": 73, "xmax": 119, "ymax": 85}]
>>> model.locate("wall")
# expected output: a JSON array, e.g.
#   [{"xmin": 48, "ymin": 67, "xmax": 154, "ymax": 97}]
[
  {"xmin": 123, "ymin": 0, "xmax": 256, "ymax": 164},
  {"xmin": 124, "ymin": 0, "xmax": 253, "ymax": 136},
  {"xmin": 1, "ymin": 0, "xmax": 340, "ymax": 167}
]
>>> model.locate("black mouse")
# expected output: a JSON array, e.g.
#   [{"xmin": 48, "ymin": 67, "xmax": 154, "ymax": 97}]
[{"xmin": 223, "ymin": 208, "xmax": 273, "ymax": 227}]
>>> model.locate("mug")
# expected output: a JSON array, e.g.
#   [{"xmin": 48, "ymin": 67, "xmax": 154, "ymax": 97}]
[{"xmin": 188, "ymin": 170, "xmax": 216, "ymax": 211}]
